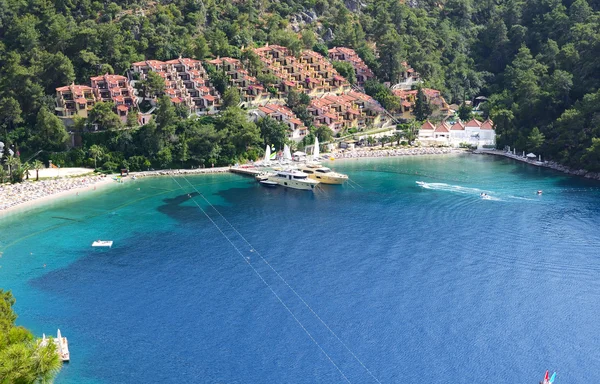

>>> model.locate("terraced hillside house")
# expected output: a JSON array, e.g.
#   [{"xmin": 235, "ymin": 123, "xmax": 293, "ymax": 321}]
[
  {"xmin": 392, "ymin": 62, "xmax": 422, "ymax": 91},
  {"xmin": 90, "ymin": 74, "xmax": 137, "ymax": 123},
  {"xmin": 307, "ymin": 91, "xmax": 391, "ymax": 134},
  {"xmin": 328, "ymin": 47, "xmax": 375, "ymax": 86},
  {"xmin": 207, "ymin": 57, "xmax": 270, "ymax": 107},
  {"xmin": 55, "ymin": 83, "xmax": 96, "ymax": 122},
  {"xmin": 250, "ymin": 103, "xmax": 308, "ymax": 142},
  {"xmin": 392, "ymin": 89, "xmax": 418, "ymax": 119},
  {"xmin": 132, "ymin": 58, "xmax": 221, "ymax": 114},
  {"xmin": 392, "ymin": 88, "xmax": 450, "ymax": 119},
  {"xmin": 253, "ymin": 44, "xmax": 351, "ymax": 97}
]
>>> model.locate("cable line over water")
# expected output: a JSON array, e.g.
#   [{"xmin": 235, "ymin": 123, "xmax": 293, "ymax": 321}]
[
  {"xmin": 179, "ymin": 175, "xmax": 383, "ymax": 384},
  {"xmin": 169, "ymin": 175, "xmax": 359, "ymax": 383}
]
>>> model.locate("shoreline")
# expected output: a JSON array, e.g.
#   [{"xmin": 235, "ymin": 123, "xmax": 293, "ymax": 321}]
[
  {"xmin": 0, "ymin": 150, "xmax": 459, "ymax": 214},
  {"xmin": 473, "ymin": 149, "xmax": 600, "ymax": 181},
  {"xmin": 328, "ymin": 147, "xmax": 462, "ymax": 160},
  {"xmin": 0, "ymin": 167, "xmax": 232, "ymax": 216},
  {"xmin": 0, "ymin": 176, "xmax": 116, "ymax": 217}
]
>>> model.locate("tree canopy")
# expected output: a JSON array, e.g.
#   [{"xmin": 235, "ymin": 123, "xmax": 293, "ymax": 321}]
[
  {"xmin": 0, "ymin": 290, "xmax": 62, "ymax": 383},
  {"xmin": 0, "ymin": 0, "xmax": 600, "ymax": 170}
]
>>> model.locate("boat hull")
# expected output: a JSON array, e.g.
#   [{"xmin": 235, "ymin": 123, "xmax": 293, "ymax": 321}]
[
  {"xmin": 308, "ymin": 174, "xmax": 347, "ymax": 184},
  {"xmin": 267, "ymin": 177, "xmax": 318, "ymax": 190}
]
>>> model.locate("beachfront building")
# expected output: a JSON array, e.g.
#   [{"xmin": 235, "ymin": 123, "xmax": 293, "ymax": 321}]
[
  {"xmin": 90, "ymin": 74, "xmax": 137, "ymax": 123},
  {"xmin": 249, "ymin": 103, "xmax": 308, "ymax": 142},
  {"xmin": 253, "ymin": 44, "xmax": 351, "ymax": 98},
  {"xmin": 418, "ymin": 119, "xmax": 496, "ymax": 148},
  {"xmin": 328, "ymin": 47, "xmax": 375, "ymax": 86},
  {"xmin": 131, "ymin": 58, "xmax": 221, "ymax": 114},
  {"xmin": 55, "ymin": 83, "xmax": 96, "ymax": 122}
]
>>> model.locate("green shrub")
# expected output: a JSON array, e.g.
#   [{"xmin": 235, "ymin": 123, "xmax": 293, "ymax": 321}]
[
  {"xmin": 128, "ymin": 155, "xmax": 151, "ymax": 171},
  {"xmin": 101, "ymin": 161, "xmax": 118, "ymax": 172}
]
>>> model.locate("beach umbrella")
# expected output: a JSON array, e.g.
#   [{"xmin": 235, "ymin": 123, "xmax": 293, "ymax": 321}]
[{"xmin": 526, "ymin": 153, "xmax": 536, "ymax": 158}]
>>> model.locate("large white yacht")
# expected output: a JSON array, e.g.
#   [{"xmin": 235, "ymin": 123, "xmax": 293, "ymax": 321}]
[
  {"xmin": 298, "ymin": 164, "xmax": 348, "ymax": 185},
  {"xmin": 267, "ymin": 169, "xmax": 319, "ymax": 190}
]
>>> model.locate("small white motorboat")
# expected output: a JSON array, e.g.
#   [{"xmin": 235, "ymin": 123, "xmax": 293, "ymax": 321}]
[
  {"xmin": 92, "ymin": 240, "xmax": 113, "ymax": 248},
  {"xmin": 259, "ymin": 180, "xmax": 278, "ymax": 187}
]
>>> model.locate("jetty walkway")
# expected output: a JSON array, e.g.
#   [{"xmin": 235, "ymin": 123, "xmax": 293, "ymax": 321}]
[{"xmin": 473, "ymin": 149, "xmax": 600, "ymax": 180}]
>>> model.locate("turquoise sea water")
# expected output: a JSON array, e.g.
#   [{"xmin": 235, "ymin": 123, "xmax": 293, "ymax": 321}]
[{"xmin": 1, "ymin": 154, "xmax": 600, "ymax": 383}]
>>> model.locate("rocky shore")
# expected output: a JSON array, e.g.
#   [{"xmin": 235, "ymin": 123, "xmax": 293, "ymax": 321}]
[
  {"xmin": 131, "ymin": 167, "xmax": 231, "ymax": 178},
  {"xmin": 0, "ymin": 175, "xmax": 110, "ymax": 211},
  {"xmin": 331, "ymin": 147, "xmax": 457, "ymax": 159},
  {"xmin": 474, "ymin": 150, "xmax": 600, "ymax": 181}
]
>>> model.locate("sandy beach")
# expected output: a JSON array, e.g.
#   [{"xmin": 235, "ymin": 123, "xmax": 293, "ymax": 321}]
[
  {"xmin": 330, "ymin": 146, "xmax": 459, "ymax": 159},
  {"xmin": 0, "ymin": 175, "xmax": 115, "ymax": 216}
]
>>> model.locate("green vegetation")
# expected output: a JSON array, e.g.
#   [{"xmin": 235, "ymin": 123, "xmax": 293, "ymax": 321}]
[
  {"xmin": 0, "ymin": 290, "xmax": 62, "ymax": 383},
  {"xmin": 0, "ymin": 0, "xmax": 600, "ymax": 171}
]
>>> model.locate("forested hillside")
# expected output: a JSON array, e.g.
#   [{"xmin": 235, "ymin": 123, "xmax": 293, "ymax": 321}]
[{"xmin": 1, "ymin": 0, "xmax": 600, "ymax": 170}]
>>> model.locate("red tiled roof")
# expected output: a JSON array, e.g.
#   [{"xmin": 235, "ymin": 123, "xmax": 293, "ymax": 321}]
[
  {"xmin": 75, "ymin": 98, "xmax": 87, "ymax": 104},
  {"xmin": 421, "ymin": 121, "xmax": 435, "ymax": 130},
  {"xmin": 117, "ymin": 104, "xmax": 129, "ymax": 111},
  {"xmin": 465, "ymin": 119, "xmax": 482, "ymax": 127},
  {"xmin": 451, "ymin": 122, "xmax": 465, "ymax": 130},
  {"xmin": 435, "ymin": 123, "xmax": 449, "ymax": 133},
  {"xmin": 258, "ymin": 106, "xmax": 275, "ymax": 114},
  {"xmin": 202, "ymin": 95, "xmax": 217, "ymax": 101},
  {"xmin": 480, "ymin": 119, "xmax": 494, "ymax": 130}
]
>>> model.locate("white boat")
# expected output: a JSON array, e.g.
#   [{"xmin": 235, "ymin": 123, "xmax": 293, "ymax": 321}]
[
  {"xmin": 267, "ymin": 169, "xmax": 319, "ymax": 190},
  {"xmin": 259, "ymin": 180, "xmax": 278, "ymax": 187},
  {"xmin": 41, "ymin": 329, "xmax": 70, "ymax": 362},
  {"xmin": 298, "ymin": 164, "xmax": 348, "ymax": 185},
  {"xmin": 92, "ymin": 240, "xmax": 113, "ymax": 247},
  {"xmin": 255, "ymin": 172, "xmax": 272, "ymax": 181}
]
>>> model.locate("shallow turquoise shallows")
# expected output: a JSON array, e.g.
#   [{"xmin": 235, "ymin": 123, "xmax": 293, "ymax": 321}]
[{"xmin": 1, "ymin": 154, "xmax": 599, "ymax": 384}]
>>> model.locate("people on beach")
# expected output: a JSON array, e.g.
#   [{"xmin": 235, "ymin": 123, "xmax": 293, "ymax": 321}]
[{"xmin": 0, "ymin": 175, "xmax": 105, "ymax": 211}]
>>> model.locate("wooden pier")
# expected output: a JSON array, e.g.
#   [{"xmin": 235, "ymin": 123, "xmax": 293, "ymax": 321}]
[{"xmin": 229, "ymin": 167, "xmax": 263, "ymax": 177}]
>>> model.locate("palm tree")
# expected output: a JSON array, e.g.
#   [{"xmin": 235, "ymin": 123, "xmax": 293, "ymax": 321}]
[
  {"xmin": 0, "ymin": 167, "xmax": 7, "ymax": 183},
  {"xmin": 366, "ymin": 136, "xmax": 376, "ymax": 147},
  {"xmin": 22, "ymin": 161, "xmax": 31, "ymax": 180},
  {"xmin": 6, "ymin": 156, "xmax": 19, "ymax": 177},
  {"xmin": 379, "ymin": 136, "xmax": 389, "ymax": 147},
  {"xmin": 32, "ymin": 338, "xmax": 63, "ymax": 383},
  {"xmin": 392, "ymin": 132, "xmax": 402, "ymax": 146},
  {"xmin": 88, "ymin": 145, "xmax": 104, "ymax": 169},
  {"xmin": 33, "ymin": 160, "xmax": 44, "ymax": 181}
]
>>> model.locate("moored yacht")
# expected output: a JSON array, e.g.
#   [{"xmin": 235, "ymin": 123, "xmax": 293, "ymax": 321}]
[
  {"xmin": 267, "ymin": 169, "xmax": 319, "ymax": 190},
  {"xmin": 298, "ymin": 164, "xmax": 348, "ymax": 185}
]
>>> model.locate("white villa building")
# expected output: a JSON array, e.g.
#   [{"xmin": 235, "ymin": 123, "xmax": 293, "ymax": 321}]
[{"xmin": 418, "ymin": 119, "xmax": 496, "ymax": 148}]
